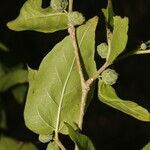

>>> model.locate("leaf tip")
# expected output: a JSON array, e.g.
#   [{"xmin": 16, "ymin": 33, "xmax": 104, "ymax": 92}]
[
  {"xmin": 93, "ymin": 16, "xmax": 99, "ymax": 22},
  {"xmin": 7, "ymin": 20, "xmax": 19, "ymax": 31}
]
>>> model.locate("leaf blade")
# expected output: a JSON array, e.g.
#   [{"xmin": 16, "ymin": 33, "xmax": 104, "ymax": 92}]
[
  {"xmin": 7, "ymin": 0, "xmax": 68, "ymax": 33},
  {"xmin": 98, "ymin": 80, "xmax": 150, "ymax": 121},
  {"xmin": 65, "ymin": 123, "xmax": 95, "ymax": 150},
  {"xmin": 24, "ymin": 17, "xmax": 98, "ymax": 135},
  {"xmin": 107, "ymin": 16, "xmax": 129, "ymax": 64}
]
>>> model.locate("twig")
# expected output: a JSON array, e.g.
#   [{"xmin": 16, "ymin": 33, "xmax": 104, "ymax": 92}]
[
  {"xmin": 67, "ymin": 1, "xmax": 109, "ymax": 150},
  {"xmin": 68, "ymin": 0, "xmax": 109, "ymax": 131},
  {"xmin": 86, "ymin": 62, "xmax": 109, "ymax": 87},
  {"xmin": 68, "ymin": 0, "xmax": 73, "ymax": 12},
  {"xmin": 68, "ymin": 0, "xmax": 89, "ymax": 131},
  {"xmin": 68, "ymin": 24, "xmax": 85, "ymax": 88},
  {"xmin": 68, "ymin": 1, "xmax": 85, "ymax": 89},
  {"xmin": 78, "ymin": 62, "xmax": 109, "ymax": 128}
]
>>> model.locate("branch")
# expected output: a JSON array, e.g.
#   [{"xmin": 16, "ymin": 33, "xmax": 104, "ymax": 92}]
[
  {"xmin": 68, "ymin": 24, "xmax": 85, "ymax": 88},
  {"xmin": 68, "ymin": 0, "xmax": 73, "ymax": 12},
  {"xmin": 68, "ymin": 0, "xmax": 91, "ymax": 132},
  {"xmin": 67, "ymin": 3, "xmax": 110, "ymax": 150},
  {"xmin": 78, "ymin": 63, "xmax": 109, "ymax": 128},
  {"xmin": 86, "ymin": 62, "xmax": 109, "ymax": 86},
  {"xmin": 68, "ymin": 2, "xmax": 85, "ymax": 89},
  {"xmin": 68, "ymin": 0, "xmax": 110, "ymax": 131}
]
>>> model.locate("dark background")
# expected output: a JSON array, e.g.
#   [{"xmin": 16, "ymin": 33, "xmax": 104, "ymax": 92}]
[{"xmin": 0, "ymin": 0, "xmax": 150, "ymax": 149}]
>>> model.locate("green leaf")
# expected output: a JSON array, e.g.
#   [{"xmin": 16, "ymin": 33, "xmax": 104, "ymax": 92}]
[
  {"xmin": 107, "ymin": 16, "xmax": 129, "ymax": 64},
  {"xmin": 65, "ymin": 123, "xmax": 95, "ymax": 150},
  {"xmin": 102, "ymin": 0, "xmax": 115, "ymax": 27},
  {"xmin": 7, "ymin": 0, "xmax": 68, "ymax": 33},
  {"xmin": 0, "ymin": 136, "xmax": 37, "ymax": 150},
  {"xmin": 142, "ymin": 142, "xmax": 150, "ymax": 150},
  {"xmin": 12, "ymin": 85, "xmax": 28, "ymax": 104},
  {"xmin": 0, "ymin": 42, "xmax": 9, "ymax": 52},
  {"xmin": 46, "ymin": 142, "xmax": 59, "ymax": 150},
  {"xmin": 24, "ymin": 17, "xmax": 98, "ymax": 135},
  {"xmin": 98, "ymin": 80, "xmax": 150, "ymax": 121},
  {"xmin": 0, "ymin": 69, "xmax": 28, "ymax": 92}
]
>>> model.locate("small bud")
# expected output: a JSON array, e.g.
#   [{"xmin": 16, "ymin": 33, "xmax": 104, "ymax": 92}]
[
  {"xmin": 97, "ymin": 43, "xmax": 108, "ymax": 59},
  {"xmin": 140, "ymin": 43, "xmax": 147, "ymax": 50},
  {"xmin": 51, "ymin": 0, "xmax": 68, "ymax": 12},
  {"xmin": 68, "ymin": 11, "xmax": 85, "ymax": 26},
  {"xmin": 101, "ymin": 68, "xmax": 118, "ymax": 85}
]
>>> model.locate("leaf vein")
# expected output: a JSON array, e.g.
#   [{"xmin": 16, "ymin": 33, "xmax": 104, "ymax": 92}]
[{"xmin": 36, "ymin": 106, "xmax": 55, "ymax": 130}]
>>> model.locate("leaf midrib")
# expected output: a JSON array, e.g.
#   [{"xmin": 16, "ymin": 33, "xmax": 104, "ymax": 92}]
[
  {"xmin": 55, "ymin": 57, "xmax": 75, "ymax": 133},
  {"xmin": 55, "ymin": 23, "xmax": 92, "ymax": 134}
]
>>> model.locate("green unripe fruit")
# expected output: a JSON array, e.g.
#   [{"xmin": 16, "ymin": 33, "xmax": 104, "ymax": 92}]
[
  {"xmin": 68, "ymin": 11, "xmax": 85, "ymax": 26},
  {"xmin": 39, "ymin": 134, "xmax": 53, "ymax": 143},
  {"xmin": 51, "ymin": 0, "xmax": 68, "ymax": 12},
  {"xmin": 101, "ymin": 68, "xmax": 118, "ymax": 85},
  {"xmin": 97, "ymin": 42, "xmax": 108, "ymax": 59}
]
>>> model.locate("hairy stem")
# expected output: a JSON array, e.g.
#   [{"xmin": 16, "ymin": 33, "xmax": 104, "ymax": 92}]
[
  {"xmin": 86, "ymin": 62, "xmax": 109, "ymax": 86},
  {"xmin": 68, "ymin": 0, "xmax": 73, "ymax": 12},
  {"xmin": 68, "ymin": 4, "xmax": 85, "ymax": 89},
  {"xmin": 78, "ymin": 62, "xmax": 109, "ymax": 127},
  {"xmin": 68, "ymin": 24, "xmax": 85, "ymax": 88},
  {"xmin": 68, "ymin": 1, "xmax": 109, "ymax": 150},
  {"xmin": 67, "ymin": 1, "xmax": 86, "ymax": 150},
  {"xmin": 78, "ymin": 89, "xmax": 89, "ymax": 129},
  {"xmin": 115, "ymin": 49, "xmax": 150, "ymax": 63}
]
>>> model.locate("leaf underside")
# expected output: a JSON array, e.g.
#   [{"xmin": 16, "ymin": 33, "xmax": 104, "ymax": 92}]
[
  {"xmin": 107, "ymin": 16, "xmax": 129, "ymax": 64},
  {"xmin": 7, "ymin": 0, "xmax": 68, "ymax": 33},
  {"xmin": 98, "ymin": 80, "xmax": 150, "ymax": 121},
  {"xmin": 65, "ymin": 123, "xmax": 95, "ymax": 150},
  {"xmin": 24, "ymin": 17, "xmax": 98, "ymax": 135}
]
